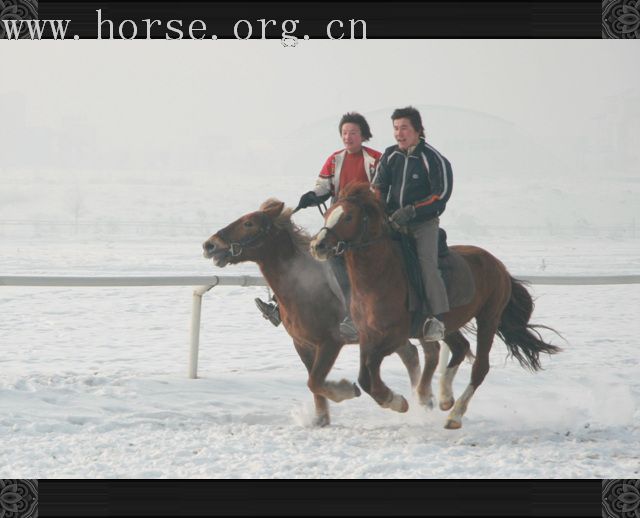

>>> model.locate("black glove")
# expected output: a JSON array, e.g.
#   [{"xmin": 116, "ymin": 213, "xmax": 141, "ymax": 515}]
[
  {"xmin": 389, "ymin": 205, "xmax": 416, "ymax": 228},
  {"xmin": 297, "ymin": 191, "xmax": 320, "ymax": 209}
]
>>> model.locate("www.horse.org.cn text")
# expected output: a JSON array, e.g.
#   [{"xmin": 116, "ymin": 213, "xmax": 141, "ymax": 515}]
[{"xmin": 0, "ymin": 9, "xmax": 368, "ymax": 42}]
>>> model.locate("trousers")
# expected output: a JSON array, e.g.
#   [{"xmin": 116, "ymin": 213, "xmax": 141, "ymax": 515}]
[
  {"xmin": 329, "ymin": 255, "xmax": 351, "ymax": 312},
  {"xmin": 408, "ymin": 216, "xmax": 449, "ymax": 316}
]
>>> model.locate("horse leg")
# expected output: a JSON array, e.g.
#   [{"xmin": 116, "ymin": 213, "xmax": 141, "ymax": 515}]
[
  {"xmin": 357, "ymin": 350, "xmax": 371, "ymax": 395},
  {"xmin": 293, "ymin": 341, "xmax": 331, "ymax": 427},
  {"xmin": 415, "ymin": 339, "xmax": 440, "ymax": 409},
  {"xmin": 445, "ymin": 318, "xmax": 498, "ymax": 430},
  {"xmin": 439, "ymin": 330, "xmax": 472, "ymax": 411},
  {"xmin": 361, "ymin": 345, "xmax": 409, "ymax": 413},
  {"xmin": 307, "ymin": 341, "xmax": 361, "ymax": 405},
  {"xmin": 395, "ymin": 340, "xmax": 421, "ymax": 390}
]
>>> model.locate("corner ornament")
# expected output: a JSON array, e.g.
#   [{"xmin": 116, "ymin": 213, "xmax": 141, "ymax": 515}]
[
  {"xmin": 0, "ymin": 0, "xmax": 38, "ymax": 39},
  {"xmin": 603, "ymin": 0, "xmax": 640, "ymax": 38},
  {"xmin": 603, "ymin": 479, "xmax": 640, "ymax": 518},
  {"xmin": 0, "ymin": 480, "xmax": 38, "ymax": 518}
]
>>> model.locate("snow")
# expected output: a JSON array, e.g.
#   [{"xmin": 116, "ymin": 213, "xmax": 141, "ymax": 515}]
[{"xmin": 1, "ymin": 231, "xmax": 639, "ymax": 478}]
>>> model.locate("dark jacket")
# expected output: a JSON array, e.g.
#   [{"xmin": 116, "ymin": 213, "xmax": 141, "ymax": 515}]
[{"xmin": 372, "ymin": 137, "xmax": 453, "ymax": 222}]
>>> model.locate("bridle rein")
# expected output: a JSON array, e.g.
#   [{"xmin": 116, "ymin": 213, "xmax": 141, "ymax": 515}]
[
  {"xmin": 217, "ymin": 212, "xmax": 273, "ymax": 257},
  {"xmin": 317, "ymin": 197, "xmax": 386, "ymax": 256}
]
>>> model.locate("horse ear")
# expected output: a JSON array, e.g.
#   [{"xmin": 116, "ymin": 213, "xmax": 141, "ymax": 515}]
[{"xmin": 260, "ymin": 199, "xmax": 285, "ymax": 220}]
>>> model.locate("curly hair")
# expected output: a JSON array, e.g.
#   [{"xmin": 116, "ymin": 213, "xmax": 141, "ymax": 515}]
[
  {"xmin": 391, "ymin": 106, "xmax": 425, "ymax": 137},
  {"xmin": 339, "ymin": 112, "xmax": 373, "ymax": 141}
]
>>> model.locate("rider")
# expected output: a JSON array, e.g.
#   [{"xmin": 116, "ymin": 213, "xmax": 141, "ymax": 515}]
[
  {"xmin": 372, "ymin": 106, "xmax": 453, "ymax": 341},
  {"xmin": 255, "ymin": 112, "xmax": 382, "ymax": 341}
]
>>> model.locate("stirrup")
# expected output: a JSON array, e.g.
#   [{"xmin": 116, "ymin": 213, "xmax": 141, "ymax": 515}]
[
  {"xmin": 339, "ymin": 316, "xmax": 359, "ymax": 342},
  {"xmin": 423, "ymin": 317, "xmax": 445, "ymax": 341},
  {"xmin": 254, "ymin": 298, "xmax": 282, "ymax": 327}
]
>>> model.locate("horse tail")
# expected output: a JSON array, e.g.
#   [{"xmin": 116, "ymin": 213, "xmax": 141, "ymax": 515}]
[{"xmin": 496, "ymin": 276, "xmax": 562, "ymax": 372}]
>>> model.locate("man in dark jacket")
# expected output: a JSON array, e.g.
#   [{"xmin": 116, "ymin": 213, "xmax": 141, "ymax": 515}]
[{"xmin": 372, "ymin": 106, "xmax": 453, "ymax": 341}]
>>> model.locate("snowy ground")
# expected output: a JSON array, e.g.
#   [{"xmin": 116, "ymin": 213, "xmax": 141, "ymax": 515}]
[{"xmin": 1, "ymin": 233, "xmax": 639, "ymax": 478}]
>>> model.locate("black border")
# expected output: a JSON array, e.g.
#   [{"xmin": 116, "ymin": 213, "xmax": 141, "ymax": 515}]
[
  {"xmin": 40, "ymin": 479, "xmax": 601, "ymax": 517},
  {"xmin": 34, "ymin": 1, "xmax": 601, "ymax": 38}
]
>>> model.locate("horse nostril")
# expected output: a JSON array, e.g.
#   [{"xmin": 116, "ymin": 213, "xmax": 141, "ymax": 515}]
[
  {"xmin": 317, "ymin": 242, "xmax": 326, "ymax": 250},
  {"xmin": 204, "ymin": 242, "xmax": 215, "ymax": 252}
]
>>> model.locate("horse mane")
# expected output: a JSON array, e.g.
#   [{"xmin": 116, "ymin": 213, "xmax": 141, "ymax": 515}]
[
  {"xmin": 338, "ymin": 182, "xmax": 387, "ymax": 224},
  {"xmin": 259, "ymin": 198, "xmax": 311, "ymax": 255}
]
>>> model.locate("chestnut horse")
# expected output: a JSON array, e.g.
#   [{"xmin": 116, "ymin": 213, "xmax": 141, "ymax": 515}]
[
  {"xmin": 310, "ymin": 183, "xmax": 561, "ymax": 429},
  {"xmin": 202, "ymin": 198, "xmax": 423, "ymax": 426}
]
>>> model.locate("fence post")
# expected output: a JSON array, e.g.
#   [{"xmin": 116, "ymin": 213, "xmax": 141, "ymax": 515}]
[{"xmin": 189, "ymin": 282, "xmax": 217, "ymax": 379}]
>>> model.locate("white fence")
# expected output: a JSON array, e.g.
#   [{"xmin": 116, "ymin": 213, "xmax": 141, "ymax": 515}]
[{"xmin": 2, "ymin": 274, "xmax": 639, "ymax": 378}]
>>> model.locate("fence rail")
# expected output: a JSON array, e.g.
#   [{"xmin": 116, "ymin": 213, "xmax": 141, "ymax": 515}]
[
  {"xmin": 0, "ymin": 275, "xmax": 267, "ymax": 287},
  {"xmin": 2, "ymin": 274, "xmax": 638, "ymax": 378},
  {"xmin": 516, "ymin": 275, "xmax": 640, "ymax": 285},
  {"xmin": 2, "ymin": 274, "xmax": 639, "ymax": 287}
]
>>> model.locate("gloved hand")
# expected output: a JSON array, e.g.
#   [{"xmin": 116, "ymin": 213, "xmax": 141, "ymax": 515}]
[
  {"xmin": 389, "ymin": 205, "xmax": 416, "ymax": 228},
  {"xmin": 297, "ymin": 191, "xmax": 320, "ymax": 209}
]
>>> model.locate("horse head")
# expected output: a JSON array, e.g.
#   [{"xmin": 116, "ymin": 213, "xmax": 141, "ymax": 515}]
[
  {"xmin": 202, "ymin": 199, "xmax": 285, "ymax": 267},
  {"xmin": 310, "ymin": 183, "xmax": 386, "ymax": 261}
]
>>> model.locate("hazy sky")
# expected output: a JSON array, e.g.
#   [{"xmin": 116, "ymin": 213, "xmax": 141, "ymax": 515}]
[
  {"xmin": 2, "ymin": 39, "xmax": 638, "ymax": 144},
  {"xmin": 2, "ymin": 40, "xmax": 638, "ymax": 237}
]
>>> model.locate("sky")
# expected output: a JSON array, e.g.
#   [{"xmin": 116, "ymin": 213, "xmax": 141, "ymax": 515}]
[
  {"xmin": 1, "ymin": 39, "xmax": 639, "ymax": 235},
  {"xmin": 2, "ymin": 40, "xmax": 638, "ymax": 144}
]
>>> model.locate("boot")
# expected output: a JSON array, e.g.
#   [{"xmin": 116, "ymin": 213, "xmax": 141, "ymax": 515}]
[
  {"xmin": 423, "ymin": 316, "xmax": 445, "ymax": 341},
  {"xmin": 254, "ymin": 298, "xmax": 282, "ymax": 327},
  {"xmin": 339, "ymin": 315, "xmax": 359, "ymax": 342}
]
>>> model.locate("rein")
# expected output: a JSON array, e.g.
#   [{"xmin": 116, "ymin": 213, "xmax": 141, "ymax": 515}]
[
  {"xmin": 320, "ymin": 197, "xmax": 386, "ymax": 256},
  {"xmin": 218, "ymin": 212, "xmax": 273, "ymax": 257},
  {"xmin": 292, "ymin": 200, "xmax": 328, "ymax": 217}
]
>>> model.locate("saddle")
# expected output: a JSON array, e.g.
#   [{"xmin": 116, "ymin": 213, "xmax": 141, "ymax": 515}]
[{"xmin": 393, "ymin": 228, "xmax": 475, "ymax": 338}]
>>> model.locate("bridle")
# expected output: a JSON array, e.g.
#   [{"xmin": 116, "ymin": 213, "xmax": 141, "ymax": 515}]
[
  {"xmin": 217, "ymin": 212, "xmax": 273, "ymax": 257},
  {"xmin": 317, "ymin": 197, "xmax": 386, "ymax": 256}
]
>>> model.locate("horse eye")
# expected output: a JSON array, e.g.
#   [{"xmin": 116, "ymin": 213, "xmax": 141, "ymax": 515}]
[
  {"xmin": 344, "ymin": 214, "xmax": 353, "ymax": 222},
  {"xmin": 244, "ymin": 221, "xmax": 254, "ymax": 228}
]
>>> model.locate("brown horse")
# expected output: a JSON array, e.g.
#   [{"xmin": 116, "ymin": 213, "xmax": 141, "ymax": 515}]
[
  {"xmin": 310, "ymin": 183, "xmax": 561, "ymax": 429},
  {"xmin": 202, "ymin": 198, "xmax": 423, "ymax": 426}
]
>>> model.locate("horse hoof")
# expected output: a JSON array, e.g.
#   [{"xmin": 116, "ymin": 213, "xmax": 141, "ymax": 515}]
[
  {"xmin": 313, "ymin": 414, "xmax": 330, "ymax": 427},
  {"xmin": 392, "ymin": 395, "xmax": 409, "ymax": 413},
  {"xmin": 423, "ymin": 398, "xmax": 435, "ymax": 410},
  {"xmin": 444, "ymin": 418, "xmax": 462, "ymax": 430},
  {"xmin": 439, "ymin": 398, "xmax": 455, "ymax": 411},
  {"xmin": 417, "ymin": 393, "xmax": 435, "ymax": 410},
  {"xmin": 332, "ymin": 379, "xmax": 361, "ymax": 402}
]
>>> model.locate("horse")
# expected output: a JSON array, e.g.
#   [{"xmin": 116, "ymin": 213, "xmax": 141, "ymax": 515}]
[
  {"xmin": 309, "ymin": 183, "xmax": 562, "ymax": 429},
  {"xmin": 202, "ymin": 198, "xmax": 425, "ymax": 427}
]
